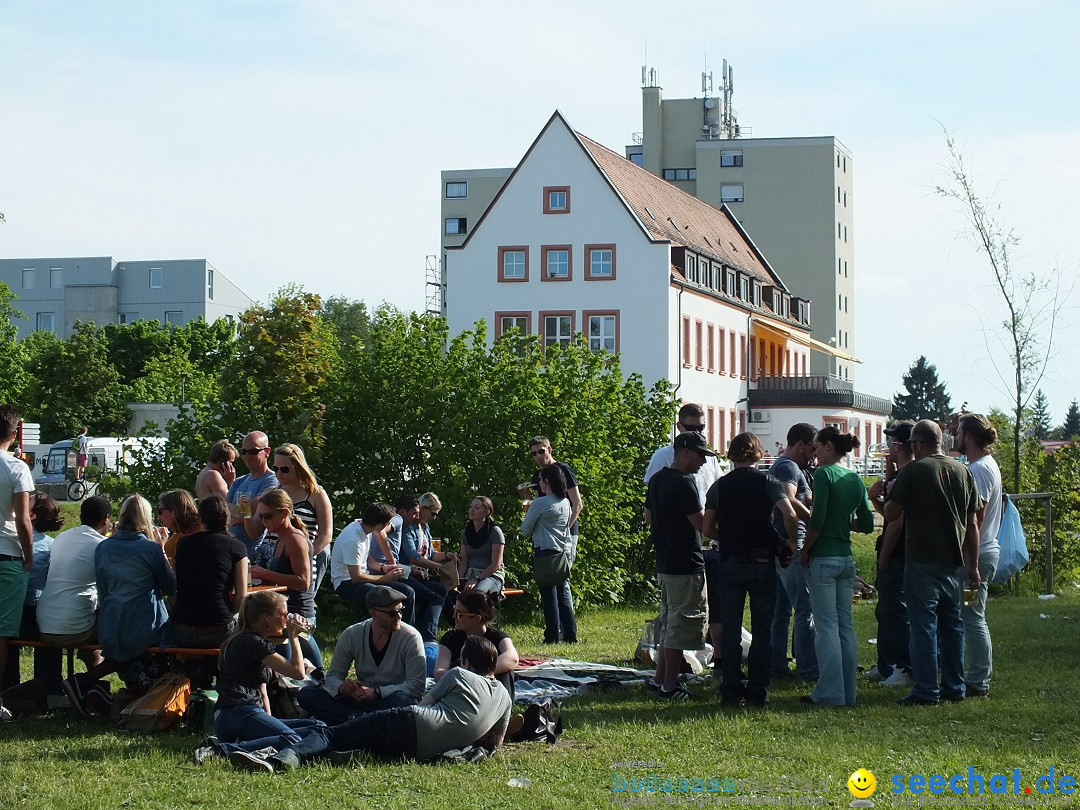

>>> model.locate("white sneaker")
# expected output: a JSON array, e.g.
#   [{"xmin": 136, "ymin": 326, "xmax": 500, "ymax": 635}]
[
  {"xmin": 0, "ymin": 705, "xmax": 13, "ymax": 722},
  {"xmin": 864, "ymin": 666, "xmax": 883, "ymax": 682},
  {"xmin": 880, "ymin": 669, "xmax": 913, "ymax": 687}
]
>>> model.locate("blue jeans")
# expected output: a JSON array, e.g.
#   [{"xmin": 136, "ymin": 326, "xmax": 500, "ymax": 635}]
[
  {"xmin": 874, "ymin": 560, "xmax": 910, "ymax": 678},
  {"xmin": 806, "ymin": 556, "xmax": 857, "ymax": 706},
  {"xmin": 770, "ymin": 559, "xmax": 818, "ymax": 679},
  {"xmin": 405, "ymin": 575, "xmax": 448, "ymax": 642},
  {"xmin": 539, "ymin": 579, "xmax": 577, "ymax": 643},
  {"xmin": 274, "ymin": 706, "xmax": 419, "ymax": 763},
  {"xmin": 275, "ymin": 629, "xmax": 324, "ymax": 671},
  {"xmin": 704, "ymin": 549, "xmax": 723, "ymax": 625},
  {"xmin": 717, "ymin": 555, "xmax": 775, "ymax": 703},
  {"xmin": 904, "ymin": 562, "xmax": 966, "ymax": 701},
  {"xmin": 214, "ymin": 703, "xmax": 326, "ymax": 753},
  {"xmin": 961, "ymin": 551, "xmax": 998, "ymax": 691},
  {"xmin": 296, "ymin": 682, "xmax": 419, "ymax": 726}
]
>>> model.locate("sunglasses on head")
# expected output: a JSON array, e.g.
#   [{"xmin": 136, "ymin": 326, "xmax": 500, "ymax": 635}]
[
  {"xmin": 239, "ymin": 447, "xmax": 267, "ymax": 456},
  {"xmin": 271, "ymin": 465, "xmax": 292, "ymax": 474}
]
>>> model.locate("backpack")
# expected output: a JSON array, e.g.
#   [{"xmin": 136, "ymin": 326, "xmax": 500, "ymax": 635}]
[
  {"xmin": 509, "ymin": 699, "xmax": 563, "ymax": 744},
  {"xmin": 118, "ymin": 673, "xmax": 190, "ymax": 732}
]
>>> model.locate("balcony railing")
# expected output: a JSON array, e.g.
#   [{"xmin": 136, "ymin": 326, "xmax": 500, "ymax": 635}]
[{"xmin": 755, "ymin": 375, "xmax": 854, "ymax": 392}]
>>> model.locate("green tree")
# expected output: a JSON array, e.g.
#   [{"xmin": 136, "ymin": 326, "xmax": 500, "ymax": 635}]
[
  {"xmin": 219, "ymin": 284, "xmax": 337, "ymax": 457},
  {"xmin": 103, "ymin": 320, "xmax": 174, "ymax": 387},
  {"xmin": 321, "ymin": 310, "xmax": 675, "ymax": 606},
  {"xmin": 24, "ymin": 321, "xmax": 129, "ymax": 440},
  {"xmin": 320, "ymin": 296, "xmax": 373, "ymax": 356},
  {"xmin": 1059, "ymin": 400, "xmax": 1080, "ymax": 440},
  {"xmin": 892, "ymin": 356, "xmax": 952, "ymax": 422},
  {"xmin": 0, "ymin": 282, "xmax": 28, "ymax": 404},
  {"xmin": 1029, "ymin": 390, "xmax": 1053, "ymax": 440}
]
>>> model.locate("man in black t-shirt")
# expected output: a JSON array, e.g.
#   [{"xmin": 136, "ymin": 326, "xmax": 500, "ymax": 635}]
[{"xmin": 642, "ymin": 432, "xmax": 713, "ymax": 700}]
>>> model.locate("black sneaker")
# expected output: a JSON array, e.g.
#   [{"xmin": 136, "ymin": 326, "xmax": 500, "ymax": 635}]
[
  {"xmin": 230, "ymin": 750, "xmax": 274, "ymax": 773},
  {"xmin": 965, "ymin": 683, "xmax": 990, "ymax": 698},
  {"xmin": 644, "ymin": 679, "xmax": 662, "ymax": 693},
  {"xmin": 84, "ymin": 683, "xmax": 114, "ymax": 716},
  {"xmin": 62, "ymin": 675, "xmax": 90, "ymax": 717},
  {"xmin": 659, "ymin": 685, "xmax": 692, "ymax": 701}
]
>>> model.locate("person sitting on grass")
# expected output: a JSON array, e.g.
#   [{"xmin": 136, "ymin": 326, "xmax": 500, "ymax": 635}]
[
  {"xmin": 193, "ymin": 591, "xmax": 326, "ymax": 765},
  {"xmin": 228, "ymin": 635, "xmax": 512, "ymax": 772},
  {"xmin": 435, "ymin": 589, "xmax": 519, "ymax": 701},
  {"xmin": 63, "ymin": 494, "xmax": 175, "ymax": 716},
  {"xmin": 297, "ymin": 585, "xmax": 426, "ymax": 725}
]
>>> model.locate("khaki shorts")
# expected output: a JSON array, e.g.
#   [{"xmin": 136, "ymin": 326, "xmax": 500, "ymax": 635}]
[{"xmin": 658, "ymin": 572, "xmax": 707, "ymax": 651}]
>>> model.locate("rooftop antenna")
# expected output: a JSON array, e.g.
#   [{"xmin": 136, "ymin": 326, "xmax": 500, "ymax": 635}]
[
  {"xmin": 702, "ymin": 52, "xmax": 718, "ymax": 139},
  {"xmin": 720, "ymin": 58, "xmax": 741, "ymax": 138}
]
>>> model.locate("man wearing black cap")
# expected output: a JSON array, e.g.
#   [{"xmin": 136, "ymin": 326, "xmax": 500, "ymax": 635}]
[
  {"xmin": 297, "ymin": 585, "xmax": 426, "ymax": 724},
  {"xmin": 865, "ymin": 420, "xmax": 915, "ymax": 687},
  {"xmin": 642, "ymin": 431, "xmax": 713, "ymax": 700}
]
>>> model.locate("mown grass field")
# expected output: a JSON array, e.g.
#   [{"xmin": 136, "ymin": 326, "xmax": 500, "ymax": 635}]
[{"xmin": 5, "ymin": 526, "xmax": 1078, "ymax": 809}]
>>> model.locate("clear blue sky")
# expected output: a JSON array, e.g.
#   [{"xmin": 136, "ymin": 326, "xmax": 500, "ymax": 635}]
[{"xmin": 2, "ymin": 1, "xmax": 1077, "ymax": 420}]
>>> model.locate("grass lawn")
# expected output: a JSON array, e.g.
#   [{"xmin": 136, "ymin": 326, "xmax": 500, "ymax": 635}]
[{"xmin": 4, "ymin": 534, "xmax": 1078, "ymax": 809}]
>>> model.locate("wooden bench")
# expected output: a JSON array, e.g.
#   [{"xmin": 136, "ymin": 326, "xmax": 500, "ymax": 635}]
[{"xmin": 502, "ymin": 588, "xmax": 524, "ymax": 598}]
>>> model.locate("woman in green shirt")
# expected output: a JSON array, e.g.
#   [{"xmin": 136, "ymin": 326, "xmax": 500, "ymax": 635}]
[{"xmin": 801, "ymin": 427, "xmax": 875, "ymax": 706}]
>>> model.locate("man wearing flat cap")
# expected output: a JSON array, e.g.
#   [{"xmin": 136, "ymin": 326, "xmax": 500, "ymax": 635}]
[{"xmin": 297, "ymin": 585, "xmax": 426, "ymax": 724}]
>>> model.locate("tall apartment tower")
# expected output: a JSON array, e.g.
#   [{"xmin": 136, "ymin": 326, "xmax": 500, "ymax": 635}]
[{"xmin": 626, "ymin": 73, "xmax": 855, "ymax": 380}]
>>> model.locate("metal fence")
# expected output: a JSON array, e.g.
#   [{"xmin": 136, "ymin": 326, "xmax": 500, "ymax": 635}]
[{"xmin": 1008, "ymin": 492, "xmax": 1054, "ymax": 593}]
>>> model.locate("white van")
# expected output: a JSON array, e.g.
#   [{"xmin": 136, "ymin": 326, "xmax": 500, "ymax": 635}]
[{"xmin": 33, "ymin": 436, "xmax": 156, "ymax": 486}]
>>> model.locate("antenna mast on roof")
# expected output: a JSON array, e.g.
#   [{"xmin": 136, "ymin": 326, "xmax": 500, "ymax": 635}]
[
  {"xmin": 720, "ymin": 59, "xmax": 740, "ymax": 138},
  {"xmin": 701, "ymin": 57, "xmax": 719, "ymax": 139}
]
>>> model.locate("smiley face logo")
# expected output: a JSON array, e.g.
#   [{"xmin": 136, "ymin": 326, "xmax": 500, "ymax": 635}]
[{"xmin": 848, "ymin": 768, "xmax": 877, "ymax": 800}]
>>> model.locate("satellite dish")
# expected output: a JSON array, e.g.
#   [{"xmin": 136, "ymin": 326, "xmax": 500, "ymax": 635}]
[{"xmin": 704, "ymin": 98, "xmax": 716, "ymax": 109}]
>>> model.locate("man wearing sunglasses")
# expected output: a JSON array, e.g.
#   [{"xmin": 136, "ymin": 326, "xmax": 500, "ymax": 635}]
[
  {"xmin": 225, "ymin": 431, "xmax": 279, "ymax": 556},
  {"xmin": 298, "ymin": 585, "xmax": 425, "ymax": 725},
  {"xmin": 524, "ymin": 436, "xmax": 583, "ymax": 564},
  {"xmin": 884, "ymin": 420, "xmax": 980, "ymax": 706}
]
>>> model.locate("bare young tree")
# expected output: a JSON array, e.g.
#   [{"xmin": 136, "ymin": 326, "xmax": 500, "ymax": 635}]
[{"xmin": 935, "ymin": 130, "xmax": 1069, "ymax": 490}]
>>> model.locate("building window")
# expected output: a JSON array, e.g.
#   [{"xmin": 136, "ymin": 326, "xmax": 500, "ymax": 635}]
[
  {"xmin": 838, "ymin": 257, "xmax": 842, "ymax": 275},
  {"xmin": 541, "ymin": 312, "xmax": 574, "ymax": 349},
  {"xmin": 725, "ymin": 269, "xmax": 736, "ymax": 296},
  {"xmin": 719, "ymin": 410, "xmax": 726, "ymax": 447},
  {"xmin": 711, "ymin": 263, "xmax": 721, "ymax": 290},
  {"xmin": 685, "ymin": 255, "xmax": 697, "ymax": 283},
  {"xmin": 164, "ymin": 311, "xmax": 182, "ymax": 325},
  {"xmin": 543, "ymin": 186, "xmax": 570, "ymax": 214},
  {"xmin": 739, "ymin": 275, "xmax": 750, "ymax": 301},
  {"xmin": 844, "ymin": 191, "xmax": 848, "ymax": 207},
  {"xmin": 22, "ymin": 269, "xmax": 34, "ymax": 290},
  {"xmin": 628, "ymin": 152, "xmax": 644, "ymax": 166},
  {"xmin": 445, "ymin": 181, "xmax": 468, "ymax": 198},
  {"xmin": 844, "ymin": 225, "xmax": 848, "ymax": 243},
  {"xmin": 207, "ymin": 268, "xmax": 214, "ymax": 300},
  {"xmin": 729, "ymin": 408, "xmax": 736, "ymax": 442},
  {"xmin": 708, "ymin": 407, "xmax": 716, "ymax": 449},
  {"xmin": 844, "ymin": 260, "xmax": 848, "ymax": 277},
  {"xmin": 444, "ymin": 217, "xmax": 467, "ymax": 235},
  {"xmin": 729, "ymin": 331, "xmax": 736, "ymax": 377},
  {"xmin": 662, "ymin": 168, "xmax": 697, "ymax": 181},
  {"xmin": 720, "ymin": 184, "xmax": 744, "ymax": 202},
  {"xmin": 718, "ymin": 328, "xmax": 726, "ymax": 374},
  {"xmin": 150, "ymin": 267, "xmax": 163, "ymax": 288},
  {"xmin": 36, "ymin": 312, "xmax": 54, "ymax": 333},
  {"xmin": 720, "ymin": 150, "xmax": 743, "ymax": 167},
  {"xmin": 495, "ymin": 311, "xmax": 532, "ymax": 339},
  {"xmin": 117, "ymin": 312, "xmax": 135, "ymax": 325},
  {"xmin": 585, "ymin": 311, "xmax": 619, "ymax": 354},
  {"xmin": 682, "ymin": 316, "xmax": 691, "ymax": 368},
  {"xmin": 707, "ymin": 324, "xmax": 716, "ymax": 372},
  {"xmin": 541, "ymin": 245, "xmax": 572, "ymax": 281},
  {"xmin": 50, "ymin": 268, "xmax": 63, "ymax": 289},
  {"xmin": 498, "ymin": 246, "xmax": 529, "ymax": 282},
  {"xmin": 695, "ymin": 320, "xmax": 704, "ymax": 368},
  {"xmin": 838, "ymin": 186, "xmax": 842, "ymax": 203},
  {"xmin": 752, "ymin": 283, "xmax": 762, "ymax": 307},
  {"xmin": 740, "ymin": 333, "xmax": 748, "ymax": 379},
  {"xmin": 584, "ymin": 244, "xmax": 616, "ymax": 280}
]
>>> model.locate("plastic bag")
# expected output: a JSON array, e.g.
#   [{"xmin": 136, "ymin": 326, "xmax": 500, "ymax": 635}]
[{"xmin": 993, "ymin": 498, "xmax": 1029, "ymax": 583}]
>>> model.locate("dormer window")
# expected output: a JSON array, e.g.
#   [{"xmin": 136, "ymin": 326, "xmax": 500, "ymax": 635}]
[
  {"xmin": 739, "ymin": 274, "xmax": 750, "ymax": 301},
  {"xmin": 544, "ymin": 186, "xmax": 570, "ymax": 214},
  {"xmin": 725, "ymin": 269, "xmax": 736, "ymax": 296}
]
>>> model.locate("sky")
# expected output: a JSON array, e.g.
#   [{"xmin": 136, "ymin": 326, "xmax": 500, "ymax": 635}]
[{"xmin": 2, "ymin": 0, "xmax": 1078, "ymax": 420}]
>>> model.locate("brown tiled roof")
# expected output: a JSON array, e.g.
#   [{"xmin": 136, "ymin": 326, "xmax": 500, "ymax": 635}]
[{"xmin": 575, "ymin": 131, "xmax": 784, "ymax": 289}]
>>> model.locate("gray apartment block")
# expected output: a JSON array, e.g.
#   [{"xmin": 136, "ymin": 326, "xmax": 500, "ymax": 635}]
[{"xmin": 0, "ymin": 256, "xmax": 253, "ymax": 338}]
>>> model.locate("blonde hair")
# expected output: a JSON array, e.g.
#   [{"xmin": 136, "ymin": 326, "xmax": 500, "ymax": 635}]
[
  {"xmin": 260, "ymin": 487, "xmax": 308, "ymax": 537},
  {"xmin": 273, "ymin": 443, "xmax": 318, "ymax": 494},
  {"xmin": 117, "ymin": 494, "xmax": 155, "ymax": 537},
  {"xmin": 220, "ymin": 591, "xmax": 287, "ymax": 664},
  {"xmin": 419, "ymin": 492, "xmax": 442, "ymax": 513}
]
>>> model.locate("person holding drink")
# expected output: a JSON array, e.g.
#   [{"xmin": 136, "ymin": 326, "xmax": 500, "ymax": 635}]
[{"xmin": 226, "ymin": 431, "xmax": 278, "ymax": 557}]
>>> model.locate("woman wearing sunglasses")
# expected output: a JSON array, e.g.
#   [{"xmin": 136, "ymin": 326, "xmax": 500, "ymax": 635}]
[
  {"xmin": 249, "ymin": 488, "xmax": 322, "ymax": 672},
  {"xmin": 434, "ymin": 589, "xmax": 518, "ymax": 700},
  {"xmin": 271, "ymin": 444, "xmax": 333, "ymax": 597}
]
